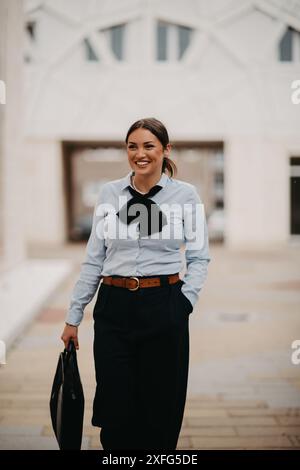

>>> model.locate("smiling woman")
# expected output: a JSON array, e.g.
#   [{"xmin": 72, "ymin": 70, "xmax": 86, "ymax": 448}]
[
  {"xmin": 126, "ymin": 117, "xmax": 177, "ymax": 193},
  {"xmin": 62, "ymin": 117, "xmax": 211, "ymax": 450}
]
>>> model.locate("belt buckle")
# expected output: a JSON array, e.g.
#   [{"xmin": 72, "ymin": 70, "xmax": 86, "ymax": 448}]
[{"xmin": 128, "ymin": 276, "xmax": 140, "ymax": 291}]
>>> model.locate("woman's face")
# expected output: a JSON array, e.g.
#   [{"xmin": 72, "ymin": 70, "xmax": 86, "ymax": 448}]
[{"xmin": 126, "ymin": 128, "xmax": 171, "ymax": 178}]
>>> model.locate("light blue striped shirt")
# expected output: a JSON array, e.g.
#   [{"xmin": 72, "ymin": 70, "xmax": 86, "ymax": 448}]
[{"xmin": 66, "ymin": 170, "xmax": 211, "ymax": 326}]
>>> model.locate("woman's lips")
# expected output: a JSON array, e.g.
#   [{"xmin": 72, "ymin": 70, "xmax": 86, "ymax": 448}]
[{"xmin": 135, "ymin": 161, "xmax": 150, "ymax": 167}]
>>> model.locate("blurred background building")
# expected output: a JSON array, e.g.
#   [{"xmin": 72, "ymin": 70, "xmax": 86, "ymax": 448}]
[
  {"xmin": 1, "ymin": 0, "xmax": 300, "ymax": 271},
  {"xmin": 0, "ymin": 0, "xmax": 25, "ymax": 273},
  {"xmin": 0, "ymin": 0, "xmax": 300, "ymax": 450}
]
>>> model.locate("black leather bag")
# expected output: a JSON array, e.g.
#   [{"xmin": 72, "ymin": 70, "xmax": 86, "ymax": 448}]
[{"xmin": 49, "ymin": 340, "xmax": 85, "ymax": 450}]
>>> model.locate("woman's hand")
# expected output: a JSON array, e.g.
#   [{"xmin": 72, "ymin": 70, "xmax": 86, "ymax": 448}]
[{"xmin": 61, "ymin": 323, "xmax": 79, "ymax": 350}]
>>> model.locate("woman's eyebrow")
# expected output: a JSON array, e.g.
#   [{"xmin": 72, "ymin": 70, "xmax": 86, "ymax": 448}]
[{"xmin": 128, "ymin": 141, "xmax": 155, "ymax": 144}]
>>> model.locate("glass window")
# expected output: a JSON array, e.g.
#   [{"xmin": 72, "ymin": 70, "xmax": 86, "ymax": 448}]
[
  {"xmin": 214, "ymin": 172, "xmax": 224, "ymax": 185},
  {"xmin": 279, "ymin": 26, "xmax": 300, "ymax": 61},
  {"xmin": 291, "ymin": 157, "xmax": 300, "ymax": 166},
  {"xmin": 26, "ymin": 21, "xmax": 36, "ymax": 41},
  {"xmin": 279, "ymin": 27, "xmax": 293, "ymax": 61},
  {"xmin": 24, "ymin": 21, "xmax": 37, "ymax": 63},
  {"xmin": 110, "ymin": 24, "xmax": 125, "ymax": 60},
  {"xmin": 157, "ymin": 22, "xmax": 168, "ymax": 60},
  {"xmin": 157, "ymin": 21, "xmax": 192, "ymax": 61},
  {"xmin": 178, "ymin": 25, "xmax": 192, "ymax": 59},
  {"xmin": 83, "ymin": 38, "xmax": 99, "ymax": 61}
]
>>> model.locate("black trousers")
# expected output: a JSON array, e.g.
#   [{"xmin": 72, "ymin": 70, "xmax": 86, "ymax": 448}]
[{"xmin": 91, "ymin": 274, "xmax": 191, "ymax": 450}]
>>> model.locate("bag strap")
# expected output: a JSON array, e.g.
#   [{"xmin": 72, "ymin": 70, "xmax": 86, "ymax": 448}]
[{"xmin": 63, "ymin": 339, "xmax": 75, "ymax": 365}]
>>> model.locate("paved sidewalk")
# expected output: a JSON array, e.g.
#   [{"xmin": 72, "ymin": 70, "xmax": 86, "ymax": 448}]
[{"xmin": 0, "ymin": 243, "xmax": 300, "ymax": 450}]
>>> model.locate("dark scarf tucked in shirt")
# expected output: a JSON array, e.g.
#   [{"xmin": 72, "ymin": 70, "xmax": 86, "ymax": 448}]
[{"xmin": 116, "ymin": 181, "xmax": 167, "ymax": 236}]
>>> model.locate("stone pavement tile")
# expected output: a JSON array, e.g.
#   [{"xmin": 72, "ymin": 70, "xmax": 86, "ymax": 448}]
[
  {"xmin": 221, "ymin": 393, "xmax": 300, "ymax": 408},
  {"xmin": 0, "ymin": 409, "xmax": 50, "ymax": 417},
  {"xmin": 195, "ymin": 399, "xmax": 268, "ymax": 408},
  {"xmin": 279, "ymin": 369, "xmax": 300, "ymax": 379},
  {"xmin": 186, "ymin": 416, "xmax": 277, "ymax": 427},
  {"xmin": 0, "ymin": 435, "xmax": 90, "ymax": 450},
  {"xmin": 88, "ymin": 435, "xmax": 192, "ymax": 451},
  {"xmin": 83, "ymin": 416, "xmax": 95, "ymax": 428},
  {"xmin": 248, "ymin": 374, "xmax": 290, "ymax": 381},
  {"xmin": 0, "ymin": 393, "xmax": 53, "ymax": 401},
  {"xmin": 208, "ymin": 386, "xmax": 257, "ymax": 396},
  {"xmin": 276, "ymin": 417, "xmax": 300, "ymax": 426},
  {"xmin": 186, "ymin": 394, "xmax": 222, "ymax": 402},
  {"xmin": 42, "ymin": 424, "xmax": 99, "ymax": 438},
  {"xmin": 283, "ymin": 409, "xmax": 300, "ymax": 416},
  {"xmin": 0, "ymin": 382, "xmax": 21, "ymax": 393},
  {"xmin": 181, "ymin": 427, "xmax": 236, "ymax": 437},
  {"xmin": 177, "ymin": 437, "xmax": 192, "ymax": 449},
  {"xmin": 289, "ymin": 380, "xmax": 300, "ymax": 389},
  {"xmin": 0, "ymin": 399, "xmax": 48, "ymax": 409},
  {"xmin": 184, "ymin": 409, "xmax": 228, "ymax": 418},
  {"xmin": 228, "ymin": 408, "xmax": 299, "ymax": 416},
  {"xmin": 0, "ymin": 435, "xmax": 59, "ymax": 450},
  {"xmin": 88, "ymin": 436, "xmax": 103, "ymax": 450},
  {"xmin": 287, "ymin": 436, "xmax": 300, "ymax": 447},
  {"xmin": 236, "ymin": 426, "xmax": 300, "ymax": 436},
  {"xmin": 83, "ymin": 426, "xmax": 100, "ymax": 438},
  {"xmin": 0, "ymin": 416, "xmax": 52, "ymax": 426},
  {"xmin": 185, "ymin": 401, "xmax": 230, "ymax": 409},
  {"xmin": 0, "ymin": 425, "xmax": 43, "ymax": 435},
  {"xmin": 19, "ymin": 390, "xmax": 52, "ymax": 397},
  {"xmin": 189, "ymin": 435, "xmax": 294, "ymax": 449}
]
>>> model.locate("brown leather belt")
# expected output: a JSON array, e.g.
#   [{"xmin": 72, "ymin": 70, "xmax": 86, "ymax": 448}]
[{"xmin": 101, "ymin": 273, "xmax": 180, "ymax": 291}]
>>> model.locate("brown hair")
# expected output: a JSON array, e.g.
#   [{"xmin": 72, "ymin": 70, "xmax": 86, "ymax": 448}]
[{"xmin": 125, "ymin": 117, "xmax": 177, "ymax": 178}]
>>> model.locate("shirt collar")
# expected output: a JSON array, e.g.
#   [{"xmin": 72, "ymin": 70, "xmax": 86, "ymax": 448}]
[{"xmin": 120, "ymin": 170, "xmax": 169, "ymax": 191}]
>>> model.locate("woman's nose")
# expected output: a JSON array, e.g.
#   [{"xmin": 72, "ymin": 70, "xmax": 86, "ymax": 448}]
[{"xmin": 136, "ymin": 152, "xmax": 146, "ymax": 158}]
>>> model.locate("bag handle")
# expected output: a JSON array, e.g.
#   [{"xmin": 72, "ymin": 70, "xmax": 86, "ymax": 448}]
[
  {"xmin": 63, "ymin": 339, "xmax": 76, "ymax": 364},
  {"xmin": 66, "ymin": 339, "xmax": 75, "ymax": 353}
]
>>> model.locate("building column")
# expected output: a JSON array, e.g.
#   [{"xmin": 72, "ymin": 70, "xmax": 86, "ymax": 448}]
[{"xmin": 0, "ymin": 0, "xmax": 26, "ymax": 272}]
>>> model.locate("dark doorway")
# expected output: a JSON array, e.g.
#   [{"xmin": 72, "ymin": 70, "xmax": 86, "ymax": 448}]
[
  {"xmin": 290, "ymin": 157, "xmax": 300, "ymax": 235},
  {"xmin": 62, "ymin": 141, "xmax": 224, "ymax": 242}
]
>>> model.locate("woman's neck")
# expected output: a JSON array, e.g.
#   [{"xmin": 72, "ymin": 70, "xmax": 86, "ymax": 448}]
[{"xmin": 131, "ymin": 172, "xmax": 162, "ymax": 193}]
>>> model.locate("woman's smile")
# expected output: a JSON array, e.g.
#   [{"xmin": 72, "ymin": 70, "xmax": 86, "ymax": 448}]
[{"xmin": 135, "ymin": 160, "xmax": 151, "ymax": 168}]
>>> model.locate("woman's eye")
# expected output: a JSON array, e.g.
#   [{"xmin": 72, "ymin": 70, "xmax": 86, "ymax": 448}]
[{"xmin": 128, "ymin": 145, "xmax": 154, "ymax": 149}]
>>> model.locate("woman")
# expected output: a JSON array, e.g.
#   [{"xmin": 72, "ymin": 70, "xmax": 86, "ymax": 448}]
[{"xmin": 61, "ymin": 117, "xmax": 211, "ymax": 450}]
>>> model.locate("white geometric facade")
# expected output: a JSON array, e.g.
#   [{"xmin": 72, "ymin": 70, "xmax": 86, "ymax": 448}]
[{"xmin": 23, "ymin": 0, "xmax": 300, "ymax": 248}]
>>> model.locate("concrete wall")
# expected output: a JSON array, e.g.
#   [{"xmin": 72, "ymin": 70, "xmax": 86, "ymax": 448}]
[
  {"xmin": 0, "ymin": 0, "xmax": 26, "ymax": 272},
  {"xmin": 225, "ymin": 137, "xmax": 291, "ymax": 248},
  {"xmin": 23, "ymin": 139, "xmax": 66, "ymax": 244}
]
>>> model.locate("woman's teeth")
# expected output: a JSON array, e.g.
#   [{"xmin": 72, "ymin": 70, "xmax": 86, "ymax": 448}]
[{"xmin": 136, "ymin": 161, "xmax": 150, "ymax": 166}]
